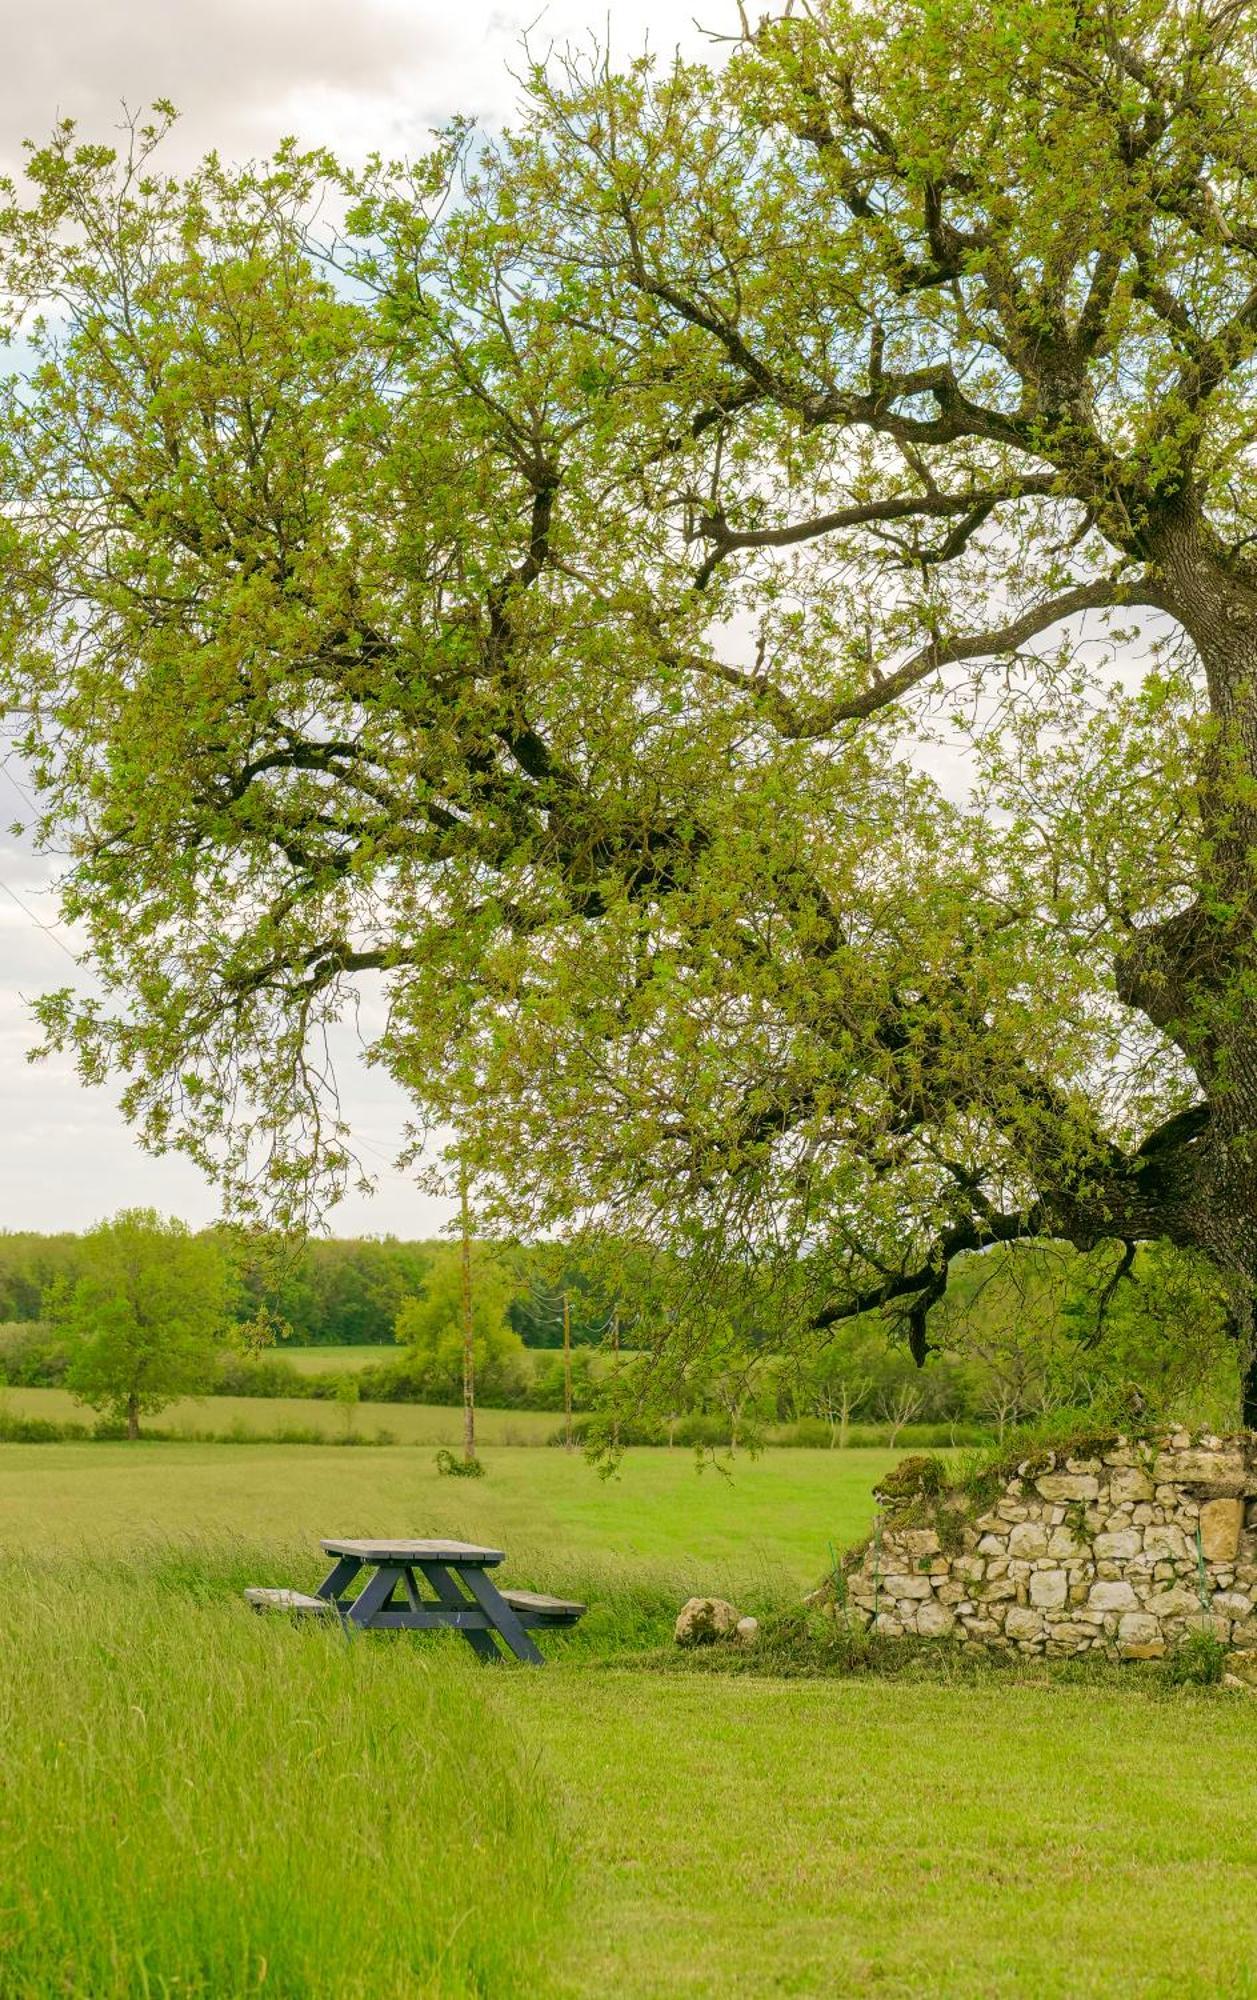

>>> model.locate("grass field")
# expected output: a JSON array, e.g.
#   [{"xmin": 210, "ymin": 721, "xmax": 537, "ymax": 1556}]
[
  {"xmin": 278, "ymin": 1343, "xmax": 399, "ymax": 1372},
  {"xmin": 3, "ymin": 1443, "xmax": 1256, "ymax": 1996},
  {"xmin": 1, "ymin": 1383, "xmax": 560, "ymax": 1445}
]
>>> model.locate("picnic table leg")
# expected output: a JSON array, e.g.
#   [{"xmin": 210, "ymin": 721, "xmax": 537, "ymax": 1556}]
[
  {"xmin": 459, "ymin": 1567, "xmax": 546, "ymax": 1666},
  {"xmin": 417, "ymin": 1561, "xmax": 502, "ymax": 1662},
  {"xmin": 346, "ymin": 1564, "xmax": 404, "ymax": 1630},
  {"xmin": 315, "ymin": 1555, "xmax": 363, "ymax": 1632},
  {"xmin": 316, "ymin": 1555, "xmax": 363, "ymax": 1603}
]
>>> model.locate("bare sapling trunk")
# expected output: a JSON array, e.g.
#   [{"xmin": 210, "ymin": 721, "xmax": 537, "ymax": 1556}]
[
  {"xmin": 459, "ymin": 1168, "xmax": 476, "ymax": 1465},
  {"xmin": 562, "ymin": 1289, "xmax": 573, "ymax": 1452},
  {"xmin": 126, "ymin": 1391, "xmax": 139, "ymax": 1441}
]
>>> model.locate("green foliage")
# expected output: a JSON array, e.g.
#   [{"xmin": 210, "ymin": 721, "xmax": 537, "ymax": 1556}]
[
  {"xmin": 7, "ymin": 6, "xmax": 1257, "ymax": 1423},
  {"xmin": 874, "ymin": 1454, "xmax": 948, "ymax": 1502},
  {"xmin": 435, "ymin": 1446, "xmax": 486, "ymax": 1479},
  {"xmin": 57, "ymin": 1210, "xmax": 230, "ymax": 1435},
  {"xmin": 1164, "ymin": 1629, "xmax": 1230, "ymax": 1688},
  {"xmin": 395, "ymin": 1246, "xmax": 529, "ymax": 1404}
]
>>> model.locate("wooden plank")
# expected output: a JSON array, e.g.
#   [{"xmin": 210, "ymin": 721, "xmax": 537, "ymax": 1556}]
[
  {"xmin": 315, "ymin": 1555, "xmax": 363, "ymax": 1602},
  {"xmin": 418, "ymin": 1559, "xmax": 501, "ymax": 1663},
  {"xmin": 460, "ymin": 1567, "xmax": 546, "ymax": 1665},
  {"xmin": 500, "ymin": 1590, "xmax": 587, "ymax": 1622},
  {"xmin": 244, "ymin": 1588, "xmax": 333, "ymax": 1616},
  {"xmin": 359, "ymin": 1608, "xmax": 496, "ymax": 1631},
  {"xmin": 345, "ymin": 1564, "xmax": 405, "ymax": 1628},
  {"xmin": 320, "ymin": 1538, "xmax": 506, "ymax": 1565}
]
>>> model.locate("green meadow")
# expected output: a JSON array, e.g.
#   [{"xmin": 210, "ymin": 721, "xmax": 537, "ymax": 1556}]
[{"xmin": 3, "ymin": 1442, "xmax": 1257, "ymax": 1996}]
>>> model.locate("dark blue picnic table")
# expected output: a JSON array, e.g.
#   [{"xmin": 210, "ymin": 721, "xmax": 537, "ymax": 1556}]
[{"xmin": 246, "ymin": 1538, "xmax": 585, "ymax": 1664}]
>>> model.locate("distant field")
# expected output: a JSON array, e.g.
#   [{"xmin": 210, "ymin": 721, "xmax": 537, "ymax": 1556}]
[
  {"xmin": 2, "ymin": 1385, "xmax": 559, "ymax": 1446},
  {"xmin": 277, "ymin": 1343, "xmax": 398, "ymax": 1372},
  {"xmin": 274, "ymin": 1341, "xmax": 643, "ymax": 1378}
]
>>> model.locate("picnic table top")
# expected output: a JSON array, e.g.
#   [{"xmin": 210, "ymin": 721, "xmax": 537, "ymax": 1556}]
[{"xmin": 320, "ymin": 1538, "xmax": 506, "ymax": 1565}]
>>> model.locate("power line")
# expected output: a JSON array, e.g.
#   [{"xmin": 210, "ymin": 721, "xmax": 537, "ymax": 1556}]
[{"xmin": 0, "ymin": 874, "xmax": 80, "ymax": 963}]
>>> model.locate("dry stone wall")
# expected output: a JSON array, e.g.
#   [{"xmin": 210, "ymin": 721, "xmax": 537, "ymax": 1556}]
[{"xmin": 845, "ymin": 1432, "xmax": 1257, "ymax": 1662}]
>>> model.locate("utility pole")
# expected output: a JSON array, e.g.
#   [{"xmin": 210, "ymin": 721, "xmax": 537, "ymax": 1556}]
[
  {"xmin": 562, "ymin": 1287, "xmax": 573, "ymax": 1452},
  {"xmin": 459, "ymin": 1162, "xmax": 476, "ymax": 1465}
]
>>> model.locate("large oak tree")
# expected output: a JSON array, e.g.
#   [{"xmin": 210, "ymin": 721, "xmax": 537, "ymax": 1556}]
[{"xmin": 5, "ymin": 2, "xmax": 1257, "ymax": 1416}]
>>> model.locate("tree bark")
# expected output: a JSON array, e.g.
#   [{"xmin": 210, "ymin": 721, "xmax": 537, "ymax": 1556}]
[{"xmin": 126, "ymin": 1392, "xmax": 139, "ymax": 1441}]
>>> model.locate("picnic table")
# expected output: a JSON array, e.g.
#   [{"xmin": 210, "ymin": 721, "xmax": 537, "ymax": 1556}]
[{"xmin": 245, "ymin": 1538, "xmax": 585, "ymax": 1665}]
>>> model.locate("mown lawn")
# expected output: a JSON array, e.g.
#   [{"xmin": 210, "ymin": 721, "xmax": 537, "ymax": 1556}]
[{"xmin": 2, "ymin": 1443, "xmax": 1255, "ymax": 1997}]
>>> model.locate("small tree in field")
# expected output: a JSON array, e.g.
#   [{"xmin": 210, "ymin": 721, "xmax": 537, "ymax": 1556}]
[
  {"xmin": 394, "ymin": 1249, "xmax": 528, "ymax": 1408},
  {"xmin": 59, "ymin": 1209, "xmax": 230, "ymax": 1438}
]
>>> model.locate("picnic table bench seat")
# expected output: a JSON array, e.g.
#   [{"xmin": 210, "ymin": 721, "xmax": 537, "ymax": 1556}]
[
  {"xmin": 498, "ymin": 1589, "xmax": 586, "ymax": 1626},
  {"xmin": 245, "ymin": 1587, "xmax": 334, "ymax": 1616}
]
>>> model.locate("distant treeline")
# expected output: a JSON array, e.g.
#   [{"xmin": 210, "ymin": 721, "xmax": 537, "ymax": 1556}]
[{"xmin": 0, "ymin": 1231, "xmax": 614, "ymax": 1350}]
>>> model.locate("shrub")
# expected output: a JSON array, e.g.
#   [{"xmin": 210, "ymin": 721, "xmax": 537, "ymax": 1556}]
[
  {"xmin": 1164, "ymin": 1629, "xmax": 1229, "ymax": 1687},
  {"xmin": 875, "ymin": 1455, "xmax": 948, "ymax": 1502}
]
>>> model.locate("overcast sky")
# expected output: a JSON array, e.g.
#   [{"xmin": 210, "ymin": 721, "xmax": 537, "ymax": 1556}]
[{"xmin": 0, "ymin": 0, "xmax": 717, "ymax": 1237}]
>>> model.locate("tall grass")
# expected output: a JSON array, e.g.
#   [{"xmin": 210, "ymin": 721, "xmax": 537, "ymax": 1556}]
[{"xmin": 0, "ymin": 1546, "xmax": 570, "ymax": 1997}]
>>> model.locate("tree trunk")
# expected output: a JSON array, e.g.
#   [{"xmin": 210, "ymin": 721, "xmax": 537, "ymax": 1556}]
[
  {"xmin": 459, "ymin": 1167, "xmax": 476, "ymax": 1465},
  {"xmin": 1242, "ymin": 1344, "xmax": 1257, "ymax": 1433},
  {"xmin": 562, "ymin": 1290, "xmax": 573, "ymax": 1452},
  {"xmin": 126, "ymin": 1392, "xmax": 139, "ymax": 1441}
]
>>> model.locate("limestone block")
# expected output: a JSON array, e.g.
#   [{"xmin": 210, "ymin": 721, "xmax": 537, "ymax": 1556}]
[
  {"xmin": 936, "ymin": 1582, "xmax": 968, "ymax": 1606},
  {"xmin": 986, "ymin": 1558, "xmax": 1010, "ymax": 1578},
  {"xmin": 1110, "ymin": 1467, "xmax": 1155, "ymax": 1505},
  {"xmin": 1117, "ymin": 1612, "xmax": 1162, "ymax": 1654},
  {"xmin": 1065, "ymin": 1458, "xmax": 1103, "ymax": 1476},
  {"xmin": 997, "ymin": 1501, "xmax": 1030, "ymax": 1523},
  {"xmin": 977, "ymin": 1534, "xmax": 1007, "ymax": 1555},
  {"xmin": 1145, "ymin": 1586, "xmax": 1202, "ymax": 1618},
  {"xmin": 978, "ymin": 1578, "xmax": 1017, "ymax": 1603},
  {"xmin": 1144, "ymin": 1525, "xmax": 1189, "ymax": 1561},
  {"xmin": 895, "ymin": 1528, "xmax": 942, "ymax": 1559},
  {"xmin": 1047, "ymin": 1529, "xmax": 1083, "ymax": 1558},
  {"xmin": 675, "ymin": 1598, "xmax": 741, "ymax": 1646},
  {"xmin": 1036, "ymin": 1474, "xmax": 1100, "ymax": 1501},
  {"xmin": 1230, "ymin": 1619, "xmax": 1257, "ymax": 1652},
  {"xmin": 916, "ymin": 1599, "xmax": 956, "ymax": 1639},
  {"xmin": 1154, "ymin": 1449, "xmax": 1247, "ymax": 1494},
  {"xmin": 1089, "ymin": 1580, "xmax": 1138, "ymax": 1612},
  {"xmin": 1133, "ymin": 1505, "xmax": 1154, "ymax": 1525},
  {"xmin": 1048, "ymin": 1621, "xmax": 1104, "ymax": 1644},
  {"xmin": 1199, "ymin": 1498, "xmax": 1245, "ymax": 1563},
  {"xmin": 952, "ymin": 1556, "xmax": 987, "ymax": 1582},
  {"xmin": 1224, "ymin": 1651, "xmax": 1257, "ymax": 1687},
  {"xmin": 1094, "ymin": 1529, "xmax": 1143, "ymax": 1562},
  {"xmin": 1005, "ymin": 1607, "xmax": 1044, "ymax": 1643},
  {"xmin": 1212, "ymin": 1592, "xmax": 1253, "ymax": 1619},
  {"xmin": 1007, "ymin": 1523, "xmax": 1049, "ymax": 1559},
  {"xmin": 1029, "ymin": 1570, "xmax": 1068, "ymax": 1610},
  {"xmin": 883, "ymin": 1574, "xmax": 933, "ymax": 1600}
]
